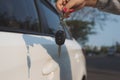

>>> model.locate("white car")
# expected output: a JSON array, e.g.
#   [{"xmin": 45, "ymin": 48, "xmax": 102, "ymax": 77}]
[{"xmin": 0, "ymin": 0, "xmax": 87, "ymax": 80}]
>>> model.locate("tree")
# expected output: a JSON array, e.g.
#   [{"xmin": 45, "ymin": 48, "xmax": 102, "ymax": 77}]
[
  {"xmin": 116, "ymin": 42, "xmax": 120, "ymax": 54},
  {"xmin": 100, "ymin": 46, "xmax": 108, "ymax": 54}
]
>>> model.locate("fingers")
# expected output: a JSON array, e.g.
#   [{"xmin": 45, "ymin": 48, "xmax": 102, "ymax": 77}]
[
  {"xmin": 64, "ymin": 0, "xmax": 76, "ymax": 12},
  {"xmin": 56, "ymin": 0, "xmax": 86, "ymax": 18},
  {"xmin": 62, "ymin": 0, "xmax": 68, "ymax": 5},
  {"xmin": 56, "ymin": 0, "xmax": 64, "ymax": 11},
  {"xmin": 64, "ymin": 0, "xmax": 86, "ymax": 12},
  {"xmin": 71, "ymin": 1, "xmax": 86, "ymax": 12},
  {"xmin": 56, "ymin": 0, "xmax": 71, "ymax": 12}
]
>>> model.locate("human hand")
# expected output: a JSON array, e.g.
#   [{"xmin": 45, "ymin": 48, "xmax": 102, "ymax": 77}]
[
  {"xmin": 56, "ymin": 0, "xmax": 97, "ymax": 18},
  {"xmin": 56, "ymin": 0, "xmax": 86, "ymax": 17}
]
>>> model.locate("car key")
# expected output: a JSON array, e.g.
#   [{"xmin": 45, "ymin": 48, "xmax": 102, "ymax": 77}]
[
  {"xmin": 55, "ymin": 13, "xmax": 66, "ymax": 57},
  {"xmin": 55, "ymin": 30, "xmax": 65, "ymax": 57}
]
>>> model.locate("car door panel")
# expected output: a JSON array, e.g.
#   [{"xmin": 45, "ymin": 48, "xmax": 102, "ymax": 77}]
[
  {"xmin": 23, "ymin": 34, "xmax": 73, "ymax": 80},
  {"xmin": 0, "ymin": 32, "xmax": 60, "ymax": 80},
  {"xmin": 0, "ymin": 0, "xmax": 86, "ymax": 79},
  {"xmin": 0, "ymin": 32, "xmax": 27, "ymax": 80},
  {"xmin": 65, "ymin": 39, "xmax": 86, "ymax": 80},
  {"xmin": 23, "ymin": 34, "xmax": 60, "ymax": 80},
  {"xmin": 36, "ymin": 0, "xmax": 86, "ymax": 79},
  {"xmin": 23, "ymin": 33, "xmax": 86, "ymax": 80}
]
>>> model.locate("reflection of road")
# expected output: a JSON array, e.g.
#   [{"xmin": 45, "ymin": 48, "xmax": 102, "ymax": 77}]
[{"xmin": 86, "ymin": 56, "xmax": 120, "ymax": 80}]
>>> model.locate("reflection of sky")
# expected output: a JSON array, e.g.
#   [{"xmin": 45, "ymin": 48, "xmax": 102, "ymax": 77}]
[
  {"xmin": 87, "ymin": 14, "xmax": 120, "ymax": 47},
  {"xmin": 41, "ymin": 2, "xmax": 61, "ymax": 33}
]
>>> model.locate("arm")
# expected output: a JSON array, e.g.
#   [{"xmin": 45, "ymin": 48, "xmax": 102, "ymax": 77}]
[{"xmin": 86, "ymin": 0, "xmax": 120, "ymax": 15}]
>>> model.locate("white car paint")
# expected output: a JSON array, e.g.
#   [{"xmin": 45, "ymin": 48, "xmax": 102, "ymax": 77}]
[{"xmin": 0, "ymin": 31, "xmax": 86, "ymax": 80}]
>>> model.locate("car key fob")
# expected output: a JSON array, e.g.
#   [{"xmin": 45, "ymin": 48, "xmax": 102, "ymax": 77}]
[
  {"xmin": 55, "ymin": 30, "xmax": 66, "ymax": 57},
  {"xmin": 55, "ymin": 30, "xmax": 66, "ymax": 46}
]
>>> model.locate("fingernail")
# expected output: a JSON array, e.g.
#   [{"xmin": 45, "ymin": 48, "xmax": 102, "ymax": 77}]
[
  {"xmin": 69, "ymin": 9, "xmax": 75, "ymax": 13},
  {"xmin": 63, "ymin": 7, "xmax": 67, "ymax": 13}
]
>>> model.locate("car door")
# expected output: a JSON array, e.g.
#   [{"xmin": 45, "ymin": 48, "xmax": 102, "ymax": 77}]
[
  {"xmin": 34, "ymin": 0, "xmax": 86, "ymax": 80},
  {"xmin": 0, "ymin": 0, "xmax": 86, "ymax": 80},
  {"xmin": 0, "ymin": 0, "xmax": 42, "ymax": 80}
]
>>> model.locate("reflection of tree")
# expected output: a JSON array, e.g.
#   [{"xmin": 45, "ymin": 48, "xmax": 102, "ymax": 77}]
[
  {"xmin": 0, "ymin": 12, "xmax": 10, "ymax": 27},
  {"xmin": 66, "ymin": 20, "xmax": 95, "ymax": 45},
  {"xmin": 100, "ymin": 46, "xmax": 108, "ymax": 54},
  {"xmin": 0, "ymin": 12, "xmax": 40, "ymax": 32}
]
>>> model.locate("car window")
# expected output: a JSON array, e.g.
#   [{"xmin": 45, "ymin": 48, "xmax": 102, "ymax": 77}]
[
  {"xmin": 40, "ymin": 0, "xmax": 63, "ymax": 35},
  {"xmin": 37, "ymin": 0, "xmax": 72, "ymax": 39},
  {"xmin": 0, "ymin": 0, "xmax": 41, "ymax": 33}
]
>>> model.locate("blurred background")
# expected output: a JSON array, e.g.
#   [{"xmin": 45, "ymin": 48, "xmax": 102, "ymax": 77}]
[{"xmin": 49, "ymin": 0, "xmax": 120, "ymax": 80}]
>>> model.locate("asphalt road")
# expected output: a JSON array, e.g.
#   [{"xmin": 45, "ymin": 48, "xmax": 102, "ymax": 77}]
[{"xmin": 86, "ymin": 56, "xmax": 120, "ymax": 80}]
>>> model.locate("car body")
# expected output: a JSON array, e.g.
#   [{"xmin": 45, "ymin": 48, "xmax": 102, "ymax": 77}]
[{"xmin": 0, "ymin": 0, "xmax": 86, "ymax": 80}]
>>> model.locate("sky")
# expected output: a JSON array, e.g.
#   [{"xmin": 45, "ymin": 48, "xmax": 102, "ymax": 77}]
[{"xmin": 87, "ymin": 14, "xmax": 120, "ymax": 47}]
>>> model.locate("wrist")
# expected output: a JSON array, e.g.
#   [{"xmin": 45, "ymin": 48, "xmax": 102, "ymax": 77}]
[{"xmin": 85, "ymin": 0, "xmax": 97, "ymax": 7}]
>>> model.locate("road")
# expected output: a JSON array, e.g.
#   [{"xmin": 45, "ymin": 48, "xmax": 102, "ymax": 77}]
[{"xmin": 86, "ymin": 56, "xmax": 120, "ymax": 80}]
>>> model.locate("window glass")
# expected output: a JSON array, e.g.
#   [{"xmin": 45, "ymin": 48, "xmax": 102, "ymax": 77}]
[
  {"xmin": 40, "ymin": 0, "xmax": 62, "ymax": 35},
  {"xmin": 37, "ymin": 0, "xmax": 72, "ymax": 39},
  {"xmin": 0, "ymin": 0, "xmax": 41, "ymax": 32}
]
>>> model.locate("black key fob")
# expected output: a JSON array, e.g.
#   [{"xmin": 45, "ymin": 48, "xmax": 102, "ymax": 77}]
[{"xmin": 55, "ymin": 30, "xmax": 66, "ymax": 46}]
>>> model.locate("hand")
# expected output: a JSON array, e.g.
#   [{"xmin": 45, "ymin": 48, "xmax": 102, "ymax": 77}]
[
  {"xmin": 56, "ymin": 0, "xmax": 97, "ymax": 18},
  {"xmin": 56, "ymin": 0, "xmax": 86, "ymax": 17},
  {"xmin": 64, "ymin": 0, "xmax": 86, "ymax": 12},
  {"xmin": 56, "ymin": 0, "xmax": 70, "ymax": 12}
]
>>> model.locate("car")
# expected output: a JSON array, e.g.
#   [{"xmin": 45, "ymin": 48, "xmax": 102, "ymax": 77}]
[
  {"xmin": 0, "ymin": 0, "xmax": 87, "ymax": 80},
  {"xmin": 107, "ymin": 47, "xmax": 116, "ymax": 56}
]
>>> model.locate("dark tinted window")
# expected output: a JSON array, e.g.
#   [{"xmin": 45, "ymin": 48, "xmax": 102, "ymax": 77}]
[{"xmin": 0, "ymin": 0, "xmax": 41, "ymax": 32}]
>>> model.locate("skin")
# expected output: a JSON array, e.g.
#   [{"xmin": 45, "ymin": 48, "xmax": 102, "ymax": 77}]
[{"xmin": 56, "ymin": 0, "xmax": 97, "ymax": 17}]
